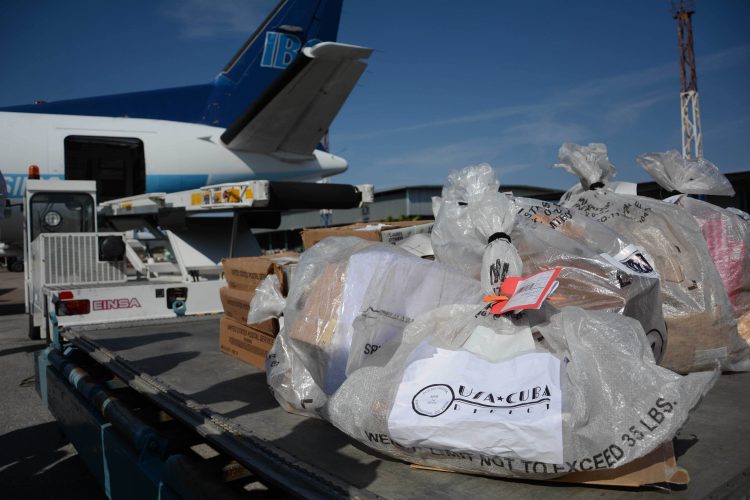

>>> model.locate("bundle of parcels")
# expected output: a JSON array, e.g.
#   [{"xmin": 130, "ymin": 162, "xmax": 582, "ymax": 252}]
[
  {"xmin": 555, "ymin": 143, "xmax": 750, "ymax": 374},
  {"xmin": 431, "ymin": 165, "xmax": 667, "ymax": 361},
  {"xmin": 218, "ymin": 253, "xmax": 298, "ymax": 369},
  {"xmin": 263, "ymin": 237, "xmax": 484, "ymax": 413},
  {"xmin": 637, "ymin": 150, "xmax": 750, "ymax": 345},
  {"xmin": 255, "ymin": 165, "xmax": 717, "ymax": 481}
]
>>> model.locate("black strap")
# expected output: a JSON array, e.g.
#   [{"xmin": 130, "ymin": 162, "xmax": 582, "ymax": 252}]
[{"xmin": 488, "ymin": 232, "xmax": 511, "ymax": 244}]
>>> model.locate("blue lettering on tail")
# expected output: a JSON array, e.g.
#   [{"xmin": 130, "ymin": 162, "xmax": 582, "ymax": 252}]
[{"xmin": 261, "ymin": 32, "xmax": 302, "ymax": 70}]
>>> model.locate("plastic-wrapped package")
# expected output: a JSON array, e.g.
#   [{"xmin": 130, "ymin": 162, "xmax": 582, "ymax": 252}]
[
  {"xmin": 327, "ymin": 304, "xmax": 717, "ymax": 479},
  {"xmin": 433, "ymin": 165, "xmax": 667, "ymax": 359},
  {"xmin": 513, "ymin": 197, "xmax": 667, "ymax": 361},
  {"xmin": 637, "ymin": 151, "xmax": 750, "ymax": 346},
  {"xmin": 659, "ymin": 195, "xmax": 749, "ymax": 320},
  {"xmin": 266, "ymin": 237, "xmax": 483, "ymax": 414},
  {"xmin": 557, "ymin": 143, "xmax": 750, "ymax": 373}
]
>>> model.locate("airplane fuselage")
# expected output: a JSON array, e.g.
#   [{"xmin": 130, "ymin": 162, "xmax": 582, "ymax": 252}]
[{"xmin": 0, "ymin": 111, "xmax": 347, "ymax": 199}]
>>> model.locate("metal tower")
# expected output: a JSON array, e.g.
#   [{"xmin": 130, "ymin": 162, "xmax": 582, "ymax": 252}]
[{"xmin": 672, "ymin": 1, "xmax": 703, "ymax": 159}]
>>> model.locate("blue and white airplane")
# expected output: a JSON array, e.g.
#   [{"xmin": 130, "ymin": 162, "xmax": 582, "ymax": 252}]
[{"xmin": 0, "ymin": 0, "xmax": 371, "ymax": 257}]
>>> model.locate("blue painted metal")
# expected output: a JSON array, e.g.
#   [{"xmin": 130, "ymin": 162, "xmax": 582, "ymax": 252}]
[
  {"xmin": 101, "ymin": 423, "xmax": 113, "ymax": 498},
  {"xmin": 38, "ymin": 357, "xmax": 165, "ymax": 498},
  {"xmin": 0, "ymin": 0, "xmax": 343, "ymax": 129},
  {"xmin": 48, "ymin": 299, "xmax": 62, "ymax": 350},
  {"xmin": 171, "ymin": 300, "xmax": 187, "ymax": 316},
  {"xmin": 36, "ymin": 348, "xmax": 244, "ymax": 499},
  {"xmin": 36, "ymin": 349, "xmax": 50, "ymax": 408}
]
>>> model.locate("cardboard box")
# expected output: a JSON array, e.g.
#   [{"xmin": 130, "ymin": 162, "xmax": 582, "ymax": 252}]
[
  {"xmin": 550, "ymin": 441, "xmax": 688, "ymax": 487},
  {"xmin": 219, "ymin": 286, "xmax": 279, "ymax": 336},
  {"xmin": 301, "ymin": 221, "xmax": 434, "ymax": 249},
  {"xmin": 410, "ymin": 441, "xmax": 688, "ymax": 487},
  {"xmin": 221, "ymin": 253, "xmax": 298, "ymax": 294},
  {"xmin": 219, "ymin": 316, "xmax": 277, "ymax": 370}
]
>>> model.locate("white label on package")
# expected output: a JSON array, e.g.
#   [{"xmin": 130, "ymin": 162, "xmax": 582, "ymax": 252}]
[
  {"xmin": 600, "ymin": 244, "xmax": 659, "ymax": 278},
  {"xmin": 380, "ymin": 223, "xmax": 434, "ymax": 245},
  {"xmin": 387, "ymin": 350, "xmax": 563, "ymax": 463},
  {"xmin": 497, "ymin": 268, "xmax": 560, "ymax": 314}
]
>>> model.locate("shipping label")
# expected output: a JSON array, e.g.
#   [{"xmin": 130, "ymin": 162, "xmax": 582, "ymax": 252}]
[
  {"xmin": 387, "ymin": 348, "xmax": 563, "ymax": 463},
  {"xmin": 600, "ymin": 244, "xmax": 659, "ymax": 279}
]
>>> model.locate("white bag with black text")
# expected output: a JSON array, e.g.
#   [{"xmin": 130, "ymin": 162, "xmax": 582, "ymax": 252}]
[{"xmin": 327, "ymin": 303, "xmax": 716, "ymax": 479}]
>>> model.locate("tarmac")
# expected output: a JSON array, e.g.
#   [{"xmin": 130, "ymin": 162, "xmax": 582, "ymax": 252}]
[{"xmin": 0, "ymin": 268, "xmax": 104, "ymax": 500}]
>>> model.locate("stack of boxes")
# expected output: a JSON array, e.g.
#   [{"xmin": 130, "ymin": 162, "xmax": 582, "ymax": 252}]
[
  {"xmin": 300, "ymin": 220, "xmax": 434, "ymax": 249},
  {"xmin": 218, "ymin": 253, "xmax": 297, "ymax": 369}
]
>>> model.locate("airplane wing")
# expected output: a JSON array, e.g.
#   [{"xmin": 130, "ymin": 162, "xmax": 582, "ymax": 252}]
[{"xmin": 220, "ymin": 42, "xmax": 372, "ymax": 157}]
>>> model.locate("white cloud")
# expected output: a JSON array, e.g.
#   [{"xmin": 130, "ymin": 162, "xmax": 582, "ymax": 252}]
[
  {"xmin": 604, "ymin": 92, "xmax": 673, "ymax": 127},
  {"xmin": 380, "ymin": 137, "xmax": 505, "ymax": 168},
  {"xmin": 340, "ymin": 44, "xmax": 750, "ymax": 142}
]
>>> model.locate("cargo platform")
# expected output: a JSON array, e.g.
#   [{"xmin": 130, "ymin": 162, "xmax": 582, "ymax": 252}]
[{"xmin": 59, "ymin": 316, "xmax": 750, "ymax": 499}]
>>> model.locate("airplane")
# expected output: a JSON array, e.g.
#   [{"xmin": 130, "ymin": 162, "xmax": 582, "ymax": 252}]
[{"xmin": 0, "ymin": 0, "xmax": 372, "ymax": 266}]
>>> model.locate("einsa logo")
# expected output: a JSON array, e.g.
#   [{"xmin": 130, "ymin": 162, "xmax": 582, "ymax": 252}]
[
  {"xmin": 92, "ymin": 298, "xmax": 142, "ymax": 311},
  {"xmin": 411, "ymin": 383, "xmax": 553, "ymax": 417},
  {"xmin": 261, "ymin": 32, "xmax": 322, "ymax": 70}
]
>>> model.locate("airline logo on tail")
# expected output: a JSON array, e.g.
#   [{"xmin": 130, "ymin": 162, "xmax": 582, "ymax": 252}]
[{"xmin": 261, "ymin": 32, "xmax": 321, "ymax": 70}]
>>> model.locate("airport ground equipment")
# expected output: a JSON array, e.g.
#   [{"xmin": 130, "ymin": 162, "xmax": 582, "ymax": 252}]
[{"xmin": 23, "ymin": 178, "xmax": 373, "ymax": 339}]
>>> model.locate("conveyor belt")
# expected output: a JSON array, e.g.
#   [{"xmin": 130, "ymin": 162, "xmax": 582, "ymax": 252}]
[{"xmin": 64, "ymin": 317, "xmax": 750, "ymax": 499}]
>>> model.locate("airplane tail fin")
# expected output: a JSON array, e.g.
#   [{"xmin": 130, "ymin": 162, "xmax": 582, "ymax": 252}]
[
  {"xmin": 0, "ymin": 0, "xmax": 346, "ymax": 132},
  {"xmin": 204, "ymin": 0, "xmax": 343, "ymax": 128}
]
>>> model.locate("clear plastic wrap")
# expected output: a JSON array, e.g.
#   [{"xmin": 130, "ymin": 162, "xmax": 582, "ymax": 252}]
[
  {"xmin": 432, "ymin": 164, "xmax": 522, "ymax": 289},
  {"xmin": 637, "ymin": 150, "xmax": 735, "ymax": 196},
  {"xmin": 327, "ymin": 304, "xmax": 717, "ymax": 479},
  {"xmin": 433, "ymin": 166, "xmax": 667, "ymax": 359},
  {"xmin": 558, "ymin": 142, "xmax": 750, "ymax": 373},
  {"xmin": 266, "ymin": 237, "xmax": 483, "ymax": 413},
  {"xmin": 513, "ymin": 197, "xmax": 667, "ymax": 361},
  {"xmin": 555, "ymin": 143, "xmax": 616, "ymax": 190},
  {"xmin": 665, "ymin": 194, "xmax": 750, "ymax": 346},
  {"xmin": 247, "ymin": 274, "xmax": 286, "ymax": 324}
]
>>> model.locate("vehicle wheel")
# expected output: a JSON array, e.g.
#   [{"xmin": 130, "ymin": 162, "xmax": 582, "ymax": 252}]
[
  {"xmin": 9, "ymin": 259, "xmax": 24, "ymax": 273},
  {"xmin": 28, "ymin": 314, "xmax": 40, "ymax": 340}
]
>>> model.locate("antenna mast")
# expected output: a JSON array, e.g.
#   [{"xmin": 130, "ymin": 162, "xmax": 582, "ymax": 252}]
[{"xmin": 672, "ymin": 0, "xmax": 703, "ymax": 159}]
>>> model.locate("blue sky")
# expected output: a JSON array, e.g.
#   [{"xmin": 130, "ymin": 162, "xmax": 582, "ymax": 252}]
[{"xmin": 1, "ymin": 0, "xmax": 748, "ymax": 191}]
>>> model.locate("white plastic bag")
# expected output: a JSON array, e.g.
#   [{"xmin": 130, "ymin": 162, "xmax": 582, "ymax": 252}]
[
  {"xmin": 327, "ymin": 304, "xmax": 717, "ymax": 479},
  {"xmin": 637, "ymin": 150, "xmax": 735, "ymax": 196},
  {"xmin": 433, "ymin": 165, "xmax": 667, "ymax": 360},
  {"xmin": 555, "ymin": 143, "xmax": 616, "ymax": 190},
  {"xmin": 266, "ymin": 237, "xmax": 483, "ymax": 413},
  {"xmin": 558, "ymin": 142, "xmax": 749, "ymax": 373}
]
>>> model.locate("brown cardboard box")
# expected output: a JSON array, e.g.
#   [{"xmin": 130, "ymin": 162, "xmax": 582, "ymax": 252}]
[
  {"xmin": 410, "ymin": 441, "xmax": 688, "ymax": 487},
  {"xmin": 221, "ymin": 253, "xmax": 298, "ymax": 294},
  {"xmin": 301, "ymin": 221, "xmax": 434, "ymax": 249},
  {"xmin": 219, "ymin": 316, "xmax": 277, "ymax": 370},
  {"xmin": 219, "ymin": 286, "xmax": 279, "ymax": 336},
  {"xmin": 551, "ymin": 441, "xmax": 688, "ymax": 487}
]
